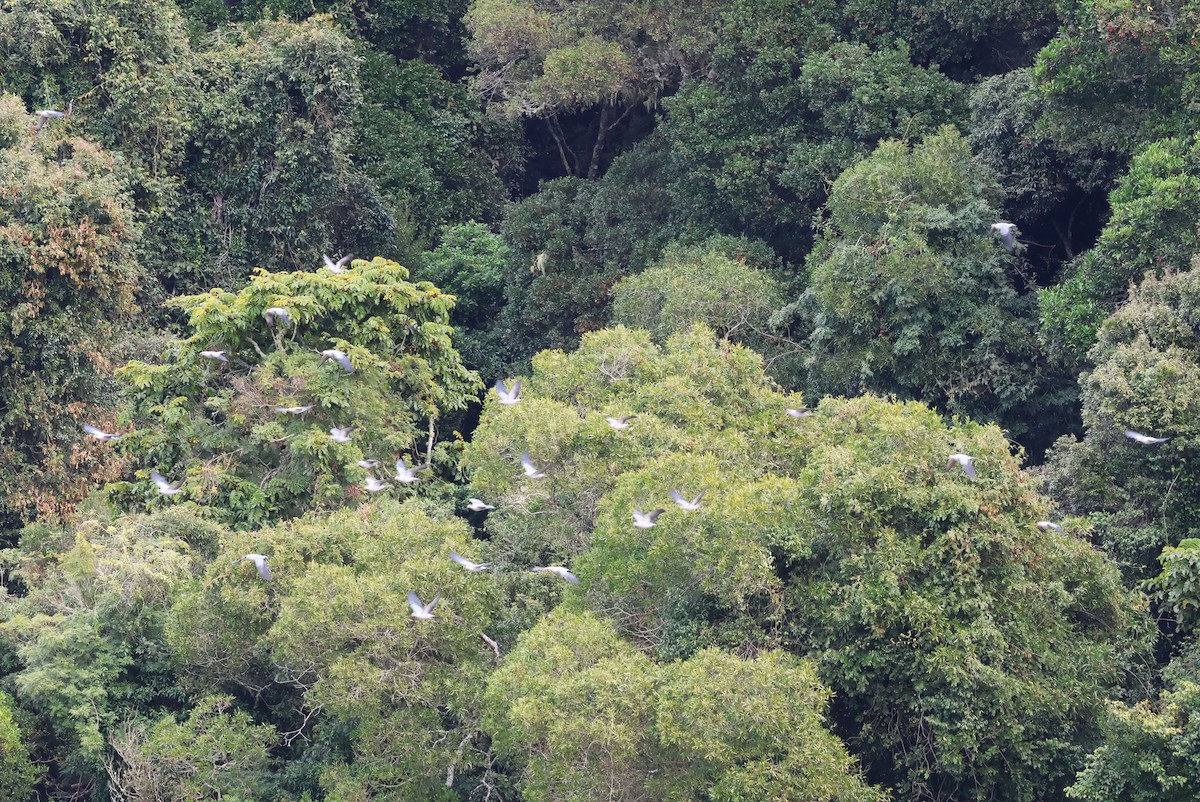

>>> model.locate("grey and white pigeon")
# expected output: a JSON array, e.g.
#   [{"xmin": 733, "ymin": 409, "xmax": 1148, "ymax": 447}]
[
  {"xmin": 520, "ymin": 452, "xmax": 546, "ymax": 479},
  {"xmin": 83, "ymin": 424, "xmax": 122, "ymax": 441},
  {"xmin": 237, "ymin": 554, "xmax": 272, "ymax": 581},
  {"xmin": 264, "ymin": 307, "xmax": 291, "ymax": 327},
  {"xmin": 786, "ymin": 407, "xmax": 816, "ymax": 418},
  {"xmin": 150, "ymin": 470, "xmax": 183, "ymax": 496},
  {"xmin": 395, "ymin": 457, "xmax": 431, "ymax": 484},
  {"xmin": 633, "ymin": 509, "xmax": 665, "ymax": 529},
  {"xmin": 991, "ymin": 222, "xmax": 1018, "ymax": 253},
  {"xmin": 450, "ymin": 551, "xmax": 491, "ymax": 572},
  {"xmin": 319, "ymin": 348, "xmax": 354, "ymax": 373},
  {"xmin": 408, "ymin": 590, "xmax": 440, "ymax": 620},
  {"xmin": 199, "ymin": 350, "xmax": 228, "ymax": 362},
  {"xmin": 274, "ymin": 405, "xmax": 313, "ymax": 414},
  {"xmin": 364, "ymin": 476, "xmax": 392, "ymax": 493},
  {"xmin": 669, "ymin": 489, "xmax": 705, "ymax": 511},
  {"xmin": 606, "ymin": 415, "xmax": 636, "ymax": 430},
  {"xmin": 357, "ymin": 459, "xmax": 380, "ymax": 469},
  {"xmin": 532, "ymin": 565, "xmax": 579, "ymax": 584},
  {"xmin": 323, "ymin": 253, "xmax": 354, "ymax": 273},
  {"xmin": 496, "ymin": 379, "xmax": 522, "ymax": 405},
  {"xmin": 1036, "ymin": 521, "xmax": 1064, "ymax": 533},
  {"xmin": 466, "ymin": 498, "xmax": 496, "ymax": 511},
  {"xmin": 1125, "ymin": 430, "xmax": 1170, "ymax": 445},
  {"xmin": 329, "ymin": 427, "xmax": 352, "ymax": 443},
  {"xmin": 947, "ymin": 453, "xmax": 977, "ymax": 479}
]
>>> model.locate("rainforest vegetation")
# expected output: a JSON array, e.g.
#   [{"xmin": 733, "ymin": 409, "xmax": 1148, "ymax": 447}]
[{"xmin": 1, "ymin": 0, "xmax": 1199, "ymax": 799}]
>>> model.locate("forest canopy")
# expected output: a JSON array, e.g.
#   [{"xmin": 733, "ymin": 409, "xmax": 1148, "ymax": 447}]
[{"xmin": 1, "ymin": 0, "xmax": 1198, "ymax": 800}]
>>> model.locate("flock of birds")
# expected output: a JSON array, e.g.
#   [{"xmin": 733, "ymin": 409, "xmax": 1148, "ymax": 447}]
[{"xmin": 76, "ymin": 244, "xmax": 1178, "ymax": 628}]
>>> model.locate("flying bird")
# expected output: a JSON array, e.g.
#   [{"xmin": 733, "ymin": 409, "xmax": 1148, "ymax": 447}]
[
  {"xmin": 33, "ymin": 109, "xmax": 65, "ymax": 133},
  {"xmin": 496, "ymin": 379, "xmax": 522, "ymax": 405},
  {"xmin": 450, "ymin": 551, "xmax": 492, "ymax": 572},
  {"xmin": 319, "ymin": 348, "xmax": 354, "ymax": 373},
  {"xmin": 395, "ymin": 457, "xmax": 431, "ymax": 484},
  {"xmin": 357, "ymin": 459, "xmax": 380, "ymax": 469},
  {"xmin": 605, "ymin": 415, "xmax": 636, "ymax": 430},
  {"xmin": 329, "ymin": 427, "xmax": 352, "ymax": 443},
  {"xmin": 237, "ymin": 554, "xmax": 272, "ymax": 581},
  {"xmin": 323, "ymin": 253, "xmax": 354, "ymax": 273},
  {"xmin": 198, "ymin": 350, "xmax": 228, "ymax": 362},
  {"xmin": 532, "ymin": 565, "xmax": 579, "ymax": 584},
  {"xmin": 669, "ymin": 489, "xmax": 705, "ymax": 511},
  {"xmin": 274, "ymin": 405, "xmax": 313, "ymax": 414},
  {"xmin": 786, "ymin": 407, "xmax": 816, "ymax": 418},
  {"xmin": 520, "ymin": 452, "xmax": 546, "ymax": 478},
  {"xmin": 408, "ymin": 590, "xmax": 440, "ymax": 620},
  {"xmin": 149, "ymin": 471, "xmax": 183, "ymax": 496},
  {"xmin": 633, "ymin": 509, "xmax": 665, "ymax": 529},
  {"xmin": 466, "ymin": 498, "xmax": 496, "ymax": 511},
  {"xmin": 82, "ymin": 424, "xmax": 122, "ymax": 441},
  {"xmin": 947, "ymin": 453, "xmax": 977, "ymax": 479},
  {"xmin": 364, "ymin": 476, "xmax": 392, "ymax": 493},
  {"xmin": 991, "ymin": 222, "xmax": 1018, "ymax": 253},
  {"xmin": 1036, "ymin": 521, "xmax": 1064, "ymax": 533},
  {"xmin": 263, "ymin": 307, "xmax": 291, "ymax": 327},
  {"xmin": 1125, "ymin": 430, "xmax": 1170, "ymax": 445}
]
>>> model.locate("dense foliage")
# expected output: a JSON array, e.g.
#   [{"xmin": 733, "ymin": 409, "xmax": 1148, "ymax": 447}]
[{"xmin": 3, "ymin": 0, "xmax": 1200, "ymax": 800}]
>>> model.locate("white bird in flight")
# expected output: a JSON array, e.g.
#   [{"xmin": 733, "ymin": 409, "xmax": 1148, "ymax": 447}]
[
  {"xmin": 606, "ymin": 415, "xmax": 636, "ymax": 430},
  {"xmin": 274, "ymin": 405, "xmax": 313, "ymax": 414},
  {"xmin": 264, "ymin": 307, "xmax": 291, "ymax": 327},
  {"xmin": 357, "ymin": 459, "xmax": 380, "ymax": 469},
  {"xmin": 786, "ymin": 407, "xmax": 816, "ymax": 418},
  {"xmin": 323, "ymin": 253, "xmax": 354, "ymax": 273},
  {"xmin": 467, "ymin": 498, "xmax": 495, "ymax": 511},
  {"xmin": 237, "ymin": 554, "xmax": 272, "ymax": 581},
  {"xmin": 150, "ymin": 471, "xmax": 183, "ymax": 496},
  {"xmin": 364, "ymin": 476, "xmax": 392, "ymax": 492},
  {"xmin": 319, "ymin": 348, "xmax": 354, "ymax": 373},
  {"xmin": 532, "ymin": 565, "xmax": 579, "ymax": 584},
  {"xmin": 395, "ymin": 457, "xmax": 431, "ymax": 484},
  {"xmin": 33, "ymin": 109, "xmax": 65, "ymax": 133},
  {"xmin": 669, "ymin": 489, "xmax": 705, "ymax": 511},
  {"xmin": 991, "ymin": 222, "xmax": 1018, "ymax": 253},
  {"xmin": 451, "ymin": 551, "xmax": 491, "ymax": 572},
  {"xmin": 199, "ymin": 350, "xmax": 228, "ymax": 362},
  {"xmin": 82, "ymin": 424, "xmax": 122, "ymax": 441},
  {"xmin": 408, "ymin": 591, "xmax": 440, "ymax": 619},
  {"xmin": 1036, "ymin": 521, "xmax": 1064, "ymax": 533},
  {"xmin": 520, "ymin": 452, "xmax": 546, "ymax": 478},
  {"xmin": 633, "ymin": 509, "xmax": 665, "ymax": 529},
  {"xmin": 947, "ymin": 453, "xmax": 977, "ymax": 479},
  {"xmin": 496, "ymin": 379, "xmax": 521, "ymax": 405},
  {"xmin": 1125, "ymin": 430, "xmax": 1170, "ymax": 445},
  {"xmin": 329, "ymin": 427, "xmax": 352, "ymax": 443}
]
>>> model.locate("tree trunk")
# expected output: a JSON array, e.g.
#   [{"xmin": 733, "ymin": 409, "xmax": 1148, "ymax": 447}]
[
  {"xmin": 546, "ymin": 115, "xmax": 578, "ymax": 177},
  {"xmin": 587, "ymin": 104, "xmax": 611, "ymax": 180}
]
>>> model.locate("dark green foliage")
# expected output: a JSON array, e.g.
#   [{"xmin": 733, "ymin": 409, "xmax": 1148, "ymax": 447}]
[
  {"xmin": 117, "ymin": 259, "xmax": 480, "ymax": 528},
  {"xmin": 1148, "ymin": 539, "xmax": 1200, "ymax": 630},
  {"xmin": 1040, "ymin": 136, "xmax": 1200, "ymax": 368},
  {"xmin": 0, "ymin": 96, "xmax": 143, "ymax": 525},
  {"xmin": 1042, "ymin": 266, "xmax": 1200, "ymax": 574},
  {"xmin": 1068, "ymin": 646, "xmax": 1200, "ymax": 802},
  {"xmin": 801, "ymin": 127, "xmax": 1060, "ymax": 442},
  {"xmin": 662, "ymin": 13, "xmax": 966, "ymax": 261}
]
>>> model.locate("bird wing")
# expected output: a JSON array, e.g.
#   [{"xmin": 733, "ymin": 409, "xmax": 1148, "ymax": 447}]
[
  {"xmin": 648, "ymin": 508, "xmax": 665, "ymax": 521},
  {"xmin": 560, "ymin": 569, "xmax": 580, "ymax": 584},
  {"xmin": 691, "ymin": 490, "xmax": 706, "ymax": 505},
  {"xmin": 669, "ymin": 490, "xmax": 687, "ymax": 506},
  {"xmin": 150, "ymin": 471, "xmax": 171, "ymax": 491},
  {"xmin": 256, "ymin": 558, "xmax": 272, "ymax": 581},
  {"xmin": 521, "ymin": 452, "xmax": 537, "ymax": 472},
  {"xmin": 82, "ymin": 424, "xmax": 105, "ymax": 437},
  {"xmin": 333, "ymin": 352, "xmax": 353, "ymax": 372},
  {"xmin": 450, "ymin": 551, "xmax": 475, "ymax": 570},
  {"xmin": 335, "ymin": 254, "xmax": 354, "ymax": 269},
  {"xmin": 496, "ymin": 379, "xmax": 509, "ymax": 398},
  {"xmin": 407, "ymin": 591, "xmax": 425, "ymax": 615},
  {"xmin": 962, "ymin": 460, "xmax": 977, "ymax": 479},
  {"xmin": 425, "ymin": 593, "xmax": 441, "ymax": 613}
]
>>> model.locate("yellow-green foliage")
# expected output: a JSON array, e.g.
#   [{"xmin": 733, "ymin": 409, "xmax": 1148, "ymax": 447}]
[{"xmin": 117, "ymin": 258, "xmax": 480, "ymax": 527}]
